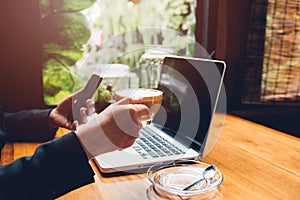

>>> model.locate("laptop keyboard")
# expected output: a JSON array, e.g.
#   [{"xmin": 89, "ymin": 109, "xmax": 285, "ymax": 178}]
[{"xmin": 132, "ymin": 126, "xmax": 185, "ymax": 159}]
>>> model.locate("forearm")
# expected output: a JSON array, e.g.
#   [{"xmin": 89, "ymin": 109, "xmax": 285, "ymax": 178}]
[
  {"xmin": 4, "ymin": 109, "xmax": 57, "ymax": 142},
  {"xmin": 0, "ymin": 132, "xmax": 95, "ymax": 200}
]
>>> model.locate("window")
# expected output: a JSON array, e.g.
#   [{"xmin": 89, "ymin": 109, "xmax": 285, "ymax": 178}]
[
  {"xmin": 243, "ymin": 0, "xmax": 300, "ymax": 105},
  {"xmin": 262, "ymin": 0, "xmax": 300, "ymax": 103},
  {"xmin": 41, "ymin": 0, "xmax": 197, "ymax": 106}
]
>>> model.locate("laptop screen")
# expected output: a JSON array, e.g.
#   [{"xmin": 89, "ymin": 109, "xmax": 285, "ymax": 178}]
[{"xmin": 153, "ymin": 56, "xmax": 226, "ymax": 152}]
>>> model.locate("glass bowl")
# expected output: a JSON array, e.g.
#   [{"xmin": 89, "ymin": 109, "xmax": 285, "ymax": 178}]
[{"xmin": 146, "ymin": 160, "xmax": 223, "ymax": 198}]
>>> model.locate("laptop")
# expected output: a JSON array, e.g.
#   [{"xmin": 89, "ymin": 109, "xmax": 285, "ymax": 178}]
[{"xmin": 94, "ymin": 55, "xmax": 226, "ymax": 174}]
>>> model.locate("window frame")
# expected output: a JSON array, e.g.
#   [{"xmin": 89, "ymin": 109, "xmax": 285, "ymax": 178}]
[{"xmin": 196, "ymin": 0, "xmax": 254, "ymax": 109}]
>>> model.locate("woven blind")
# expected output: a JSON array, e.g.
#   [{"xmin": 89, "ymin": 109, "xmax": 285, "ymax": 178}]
[{"xmin": 243, "ymin": 0, "xmax": 300, "ymax": 105}]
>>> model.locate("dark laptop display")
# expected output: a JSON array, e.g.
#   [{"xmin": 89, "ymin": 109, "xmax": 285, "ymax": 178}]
[{"xmin": 153, "ymin": 56, "xmax": 225, "ymax": 155}]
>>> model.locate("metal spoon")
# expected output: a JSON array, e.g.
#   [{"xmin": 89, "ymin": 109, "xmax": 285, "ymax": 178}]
[{"xmin": 182, "ymin": 165, "xmax": 217, "ymax": 191}]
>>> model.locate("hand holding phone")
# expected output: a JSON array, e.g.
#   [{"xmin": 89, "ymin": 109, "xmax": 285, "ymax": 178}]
[{"xmin": 72, "ymin": 74, "xmax": 103, "ymax": 123}]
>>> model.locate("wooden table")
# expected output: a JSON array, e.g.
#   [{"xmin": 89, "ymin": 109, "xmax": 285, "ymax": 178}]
[{"xmin": 1, "ymin": 114, "xmax": 300, "ymax": 199}]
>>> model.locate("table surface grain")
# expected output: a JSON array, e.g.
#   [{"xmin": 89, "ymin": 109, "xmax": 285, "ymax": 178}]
[{"xmin": 1, "ymin": 114, "xmax": 299, "ymax": 200}]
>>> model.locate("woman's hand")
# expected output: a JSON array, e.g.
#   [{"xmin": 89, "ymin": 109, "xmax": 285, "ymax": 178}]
[
  {"xmin": 49, "ymin": 90, "xmax": 95, "ymax": 130},
  {"xmin": 75, "ymin": 97, "xmax": 149, "ymax": 159}
]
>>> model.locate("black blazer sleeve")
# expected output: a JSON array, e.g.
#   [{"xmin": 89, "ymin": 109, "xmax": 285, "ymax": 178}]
[
  {"xmin": 0, "ymin": 106, "xmax": 6, "ymax": 149},
  {"xmin": 4, "ymin": 109, "xmax": 57, "ymax": 142},
  {"xmin": 0, "ymin": 132, "xmax": 95, "ymax": 200}
]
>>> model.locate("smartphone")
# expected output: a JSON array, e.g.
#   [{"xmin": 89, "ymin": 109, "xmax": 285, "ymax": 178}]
[{"xmin": 72, "ymin": 74, "xmax": 103, "ymax": 123}]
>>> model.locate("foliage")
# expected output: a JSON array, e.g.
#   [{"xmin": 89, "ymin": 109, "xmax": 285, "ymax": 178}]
[
  {"xmin": 94, "ymin": 84, "xmax": 111, "ymax": 102},
  {"xmin": 40, "ymin": 0, "xmax": 96, "ymax": 14},
  {"xmin": 83, "ymin": 0, "xmax": 196, "ymax": 69},
  {"xmin": 40, "ymin": 0, "xmax": 96, "ymax": 105},
  {"xmin": 42, "ymin": 0, "xmax": 197, "ymax": 105}
]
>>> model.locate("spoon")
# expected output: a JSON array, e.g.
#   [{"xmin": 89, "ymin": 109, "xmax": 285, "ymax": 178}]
[{"xmin": 182, "ymin": 165, "xmax": 217, "ymax": 191}]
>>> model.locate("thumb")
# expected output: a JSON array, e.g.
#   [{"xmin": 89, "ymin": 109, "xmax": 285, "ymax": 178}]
[
  {"xmin": 115, "ymin": 97, "xmax": 144, "ymax": 105},
  {"xmin": 114, "ymin": 97, "xmax": 134, "ymax": 105},
  {"xmin": 70, "ymin": 121, "xmax": 79, "ymax": 131},
  {"xmin": 129, "ymin": 97, "xmax": 144, "ymax": 104},
  {"xmin": 134, "ymin": 104, "xmax": 150, "ymax": 118}
]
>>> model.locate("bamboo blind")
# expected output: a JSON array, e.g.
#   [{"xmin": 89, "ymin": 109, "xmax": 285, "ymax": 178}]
[{"xmin": 243, "ymin": 0, "xmax": 300, "ymax": 105}]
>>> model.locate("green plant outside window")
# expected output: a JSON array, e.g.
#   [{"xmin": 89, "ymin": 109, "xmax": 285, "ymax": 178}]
[{"xmin": 41, "ymin": 0, "xmax": 196, "ymax": 106}]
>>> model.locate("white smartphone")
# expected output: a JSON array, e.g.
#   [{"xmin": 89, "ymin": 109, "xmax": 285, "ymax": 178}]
[{"xmin": 72, "ymin": 74, "xmax": 103, "ymax": 123}]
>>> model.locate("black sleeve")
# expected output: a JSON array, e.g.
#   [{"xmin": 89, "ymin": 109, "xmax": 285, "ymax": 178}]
[
  {"xmin": 0, "ymin": 106, "xmax": 6, "ymax": 149},
  {"xmin": 4, "ymin": 109, "xmax": 57, "ymax": 142},
  {"xmin": 0, "ymin": 132, "xmax": 95, "ymax": 200}
]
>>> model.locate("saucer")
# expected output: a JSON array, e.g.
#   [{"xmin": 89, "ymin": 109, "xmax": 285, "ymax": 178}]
[
  {"xmin": 146, "ymin": 185, "xmax": 222, "ymax": 200},
  {"xmin": 147, "ymin": 160, "xmax": 223, "ymax": 197}
]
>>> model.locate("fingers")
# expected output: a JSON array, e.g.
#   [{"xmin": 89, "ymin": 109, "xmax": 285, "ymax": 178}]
[
  {"xmin": 132, "ymin": 104, "xmax": 150, "ymax": 119},
  {"xmin": 70, "ymin": 121, "xmax": 79, "ymax": 131},
  {"xmin": 86, "ymin": 99, "xmax": 95, "ymax": 116},
  {"xmin": 110, "ymin": 104, "xmax": 149, "ymax": 138},
  {"xmin": 113, "ymin": 97, "xmax": 150, "ymax": 128},
  {"xmin": 76, "ymin": 99, "xmax": 96, "ymax": 125},
  {"xmin": 80, "ymin": 107, "xmax": 88, "ymax": 124},
  {"xmin": 130, "ymin": 104, "xmax": 150, "ymax": 131}
]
